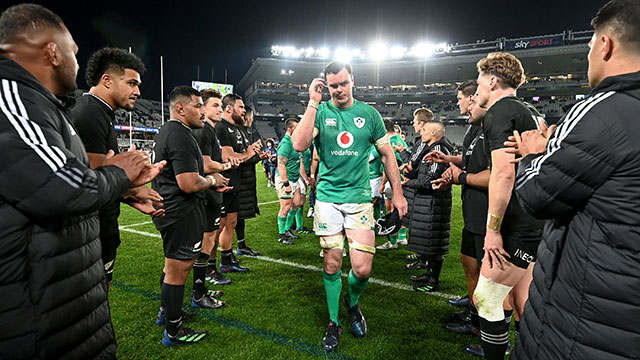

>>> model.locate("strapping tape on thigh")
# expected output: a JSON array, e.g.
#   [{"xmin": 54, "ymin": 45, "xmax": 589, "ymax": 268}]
[
  {"xmin": 320, "ymin": 235, "xmax": 345, "ymax": 249},
  {"xmin": 347, "ymin": 236, "xmax": 376, "ymax": 254}
]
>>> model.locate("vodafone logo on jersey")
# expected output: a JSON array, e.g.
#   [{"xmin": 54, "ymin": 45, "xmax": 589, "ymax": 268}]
[{"xmin": 337, "ymin": 131, "xmax": 354, "ymax": 148}]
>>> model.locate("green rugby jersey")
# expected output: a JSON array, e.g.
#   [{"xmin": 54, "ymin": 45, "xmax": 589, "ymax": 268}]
[
  {"xmin": 301, "ymin": 148, "xmax": 312, "ymax": 175},
  {"xmin": 313, "ymin": 99, "xmax": 386, "ymax": 203},
  {"xmin": 276, "ymin": 134, "xmax": 301, "ymax": 182},
  {"xmin": 389, "ymin": 134, "xmax": 407, "ymax": 163},
  {"xmin": 369, "ymin": 145, "xmax": 383, "ymax": 179}
]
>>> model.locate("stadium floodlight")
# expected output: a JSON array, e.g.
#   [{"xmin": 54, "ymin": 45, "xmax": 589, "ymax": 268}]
[
  {"xmin": 368, "ymin": 41, "xmax": 388, "ymax": 62},
  {"xmin": 281, "ymin": 69, "xmax": 286, "ymax": 74},
  {"xmin": 408, "ymin": 42, "xmax": 436, "ymax": 57},
  {"xmin": 390, "ymin": 45, "xmax": 407, "ymax": 59},
  {"xmin": 334, "ymin": 47, "xmax": 352, "ymax": 63},
  {"xmin": 316, "ymin": 47, "xmax": 330, "ymax": 58},
  {"xmin": 304, "ymin": 47, "xmax": 315, "ymax": 57}
]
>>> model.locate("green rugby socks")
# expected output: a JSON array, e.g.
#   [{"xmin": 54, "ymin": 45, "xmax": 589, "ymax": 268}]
[
  {"xmin": 323, "ymin": 270, "xmax": 342, "ymax": 325},
  {"xmin": 347, "ymin": 269, "xmax": 369, "ymax": 307}
]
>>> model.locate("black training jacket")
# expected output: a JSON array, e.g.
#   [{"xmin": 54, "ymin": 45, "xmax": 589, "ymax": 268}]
[
  {"xmin": 401, "ymin": 137, "xmax": 453, "ymax": 257},
  {"xmin": 0, "ymin": 57, "xmax": 129, "ymax": 359},
  {"xmin": 236, "ymin": 124, "xmax": 260, "ymax": 220},
  {"xmin": 514, "ymin": 70, "xmax": 640, "ymax": 360}
]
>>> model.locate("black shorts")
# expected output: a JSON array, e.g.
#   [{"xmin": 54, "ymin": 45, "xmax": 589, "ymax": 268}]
[
  {"xmin": 503, "ymin": 229, "xmax": 543, "ymax": 269},
  {"xmin": 222, "ymin": 190, "xmax": 239, "ymax": 214},
  {"xmin": 99, "ymin": 216, "xmax": 121, "ymax": 282},
  {"xmin": 160, "ymin": 205, "xmax": 205, "ymax": 260},
  {"xmin": 204, "ymin": 198, "xmax": 222, "ymax": 232},
  {"xmin": 461, "ymin": 228, "xmax": 484, "ymax": 264}
]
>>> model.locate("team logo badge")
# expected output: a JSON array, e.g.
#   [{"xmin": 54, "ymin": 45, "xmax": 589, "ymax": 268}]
[
  {"xmin": 325, "ymin": 118, "xmax": 337, "ymax": 126},
  {"xmin": 337, "ymin": 131, "xmax": 354, "ymax": 149},
  {"xmin": 354, "ymin": 117, "xmax": 365, "ymax": 128}
]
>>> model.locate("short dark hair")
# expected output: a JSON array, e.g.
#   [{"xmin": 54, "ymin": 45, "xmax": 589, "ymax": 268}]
[
  {"xmin": 324, "ymin": 61, "xmax": 352, "ymax": 76},
  {"xmin": 591, "ymin": 0, "xmax": 640, "ymax": 53},
  {"xmin": 84, "ymin": 47, "xmax": 146, "ymax": 87},
  {"xmin": 383, "ymin": 119, "xmax": 396, "ymax": 133},
  {"xmin": 0, "ymin": 4, "xmax": 63, "ymax": 43},
  {"xmin": 222, "ymin": 93, "xmax": 242, "ymax": 110},
  {"xmin": 200, "ymin": 89, "xmax": 222, "ymax": 104},
  {"xmin": 169, "ymin": 85, "xmax": 200, "ymax": 107},
  {"xmin": 244, "ymin": 105, "xmax": 253, "ymax": 114},
  {"xmin": 457, "ymin": 80, "xmax": 478, "ymax": 97},
  {"xmin": 285, "ymin": 117, "xmax": 298, "ymax": 131}
]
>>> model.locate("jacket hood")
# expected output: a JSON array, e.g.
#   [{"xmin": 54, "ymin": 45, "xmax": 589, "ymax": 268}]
[
  {"xmin": 434, "ymin": 136, "xmax": 455, "ymax": 152},
  {"xmin": 0, "ymin": 56, "xmax": 63, "ymax": 108},
  {"xmin": 592, "ymin": 70, "xmax": 640, "ymax": 100}
]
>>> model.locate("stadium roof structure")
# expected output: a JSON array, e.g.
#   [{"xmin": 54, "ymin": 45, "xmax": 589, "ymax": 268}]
[{"xmin": 236, "ymin": 30, "xmax": 592, "ymax": 95}]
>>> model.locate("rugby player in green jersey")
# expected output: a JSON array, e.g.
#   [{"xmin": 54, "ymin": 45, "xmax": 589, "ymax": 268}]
[
  {"xmin": 291, "ymin": 61, "xmax": 408, "ymax": 352},
  {"xmin": 275, "ymin": 118, "xmax": 303, "ymax": 244}
]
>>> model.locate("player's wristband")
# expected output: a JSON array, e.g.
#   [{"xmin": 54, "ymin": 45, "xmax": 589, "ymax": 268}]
[
  {"xmin": 283, "ymin": 181, "xmax": 290, "ymax": 187},
  {"xmin": 486, "ymin": 213, "xmax": 503, "ymax": 232},
  {"xmin": 223, "ymin": 162, "xmax": 232, "ymax": 171},
  {"xmin": 458, "ymin": 172, "xmax": 468, "ymax": 185},
  {"xmin": 207, "ymin": 175, "xmax": 216, "ymax": 187},
  {"xmin": 308, "ymin": 100, "xmax": 319, "ymax": 110}
]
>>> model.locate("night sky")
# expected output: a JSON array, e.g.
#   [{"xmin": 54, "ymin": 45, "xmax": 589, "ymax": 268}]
[{"xmin": 11, "ymin": 0, "xmax": 604, "ymax": 100}]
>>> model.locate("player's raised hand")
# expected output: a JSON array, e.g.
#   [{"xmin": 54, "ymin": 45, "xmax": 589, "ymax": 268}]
[
  {"xmin": 309, "ymin": 78, "xmax": 325, "ymax": 103},
  {"xmin": 424, "ymin": 150, "xmax": 447, "ymax": 163}
]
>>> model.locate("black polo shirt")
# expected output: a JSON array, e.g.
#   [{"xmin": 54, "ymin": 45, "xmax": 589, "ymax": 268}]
[
  {"xmin": 461, "ymin": 124, "xmax": 490, "ymax": 234},
  {"xmin": 152, "ymin": 120, "xmax": 205, "ymax": 229},
  {"xmin": 215, "ymin": 117, "xmax": 245, "ymax": 187},
  {"xmin": 483, "ymin": 96, "xmax": 545, "ymax": 233},
  {"xmin": 192, "ymin": 121, "xmax": 223, "ymax": 203},
  {"xmin": 70, "ymin": 93, "xmax": 120, "ymax": 228}
]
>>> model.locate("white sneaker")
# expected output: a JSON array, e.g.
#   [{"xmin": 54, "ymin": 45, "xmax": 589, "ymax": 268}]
[
  {"xmin": 307, "ymin": 207, "xmax": 314, "ymax": 217},
  {"xmin": 397, "ymin": 239, "xmax": 408, "ymax": 245},
  {"xmin": 376, "ymin": 241, "xmax": 398, "ymax": 250},
  {"xmin": 267, "ymin": 183, "xmax": 271, "ymax": 188}
]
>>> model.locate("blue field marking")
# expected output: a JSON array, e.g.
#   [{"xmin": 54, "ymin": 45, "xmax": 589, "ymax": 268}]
[{"xmin": 111, "ymin": 281, "xmax": 359, "ymax": 360}]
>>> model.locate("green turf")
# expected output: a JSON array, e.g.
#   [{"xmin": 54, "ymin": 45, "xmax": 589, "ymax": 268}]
[{"xmin": 110, "ymin": 164, "xmax": 482, "ymax": 359}]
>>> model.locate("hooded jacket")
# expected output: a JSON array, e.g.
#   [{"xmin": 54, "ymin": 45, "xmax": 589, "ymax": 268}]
[
  {"xmin": 514, "ymin": 71, "xmax": 640, "ymax": 360},
  {"xmin": 0, "ymin": 57, "xmax": 129, "ymax": 359}
]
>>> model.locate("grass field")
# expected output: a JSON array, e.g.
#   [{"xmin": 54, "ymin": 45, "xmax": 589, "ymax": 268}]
[{"xmin": 110, "ymin": 164, "xmax": 481, "ymax": 359}]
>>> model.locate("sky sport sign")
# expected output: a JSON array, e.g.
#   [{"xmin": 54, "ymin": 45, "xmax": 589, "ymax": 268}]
[{"xmin": 505, "ymin": 34, "xmax": 564, "ymax": 51}]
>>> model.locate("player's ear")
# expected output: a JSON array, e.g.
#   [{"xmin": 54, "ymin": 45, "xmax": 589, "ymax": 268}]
[{"xmin": 101, "ymin": 73, "xmax": 111, "ymax": 89}]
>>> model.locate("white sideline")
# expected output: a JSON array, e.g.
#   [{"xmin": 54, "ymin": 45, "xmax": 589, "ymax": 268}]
[{"xmin": 118, "ymin": 225, "xmax": 459, "ymax": 300}]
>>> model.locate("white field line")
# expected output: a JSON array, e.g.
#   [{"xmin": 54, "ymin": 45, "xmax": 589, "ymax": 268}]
[
  {"xmin": 118, "ymin": 200, "xmax": 278, "ymax": 229},
  {"xmin": 118, "ymin": 225, "xmax": 459, "ymax": 300}
]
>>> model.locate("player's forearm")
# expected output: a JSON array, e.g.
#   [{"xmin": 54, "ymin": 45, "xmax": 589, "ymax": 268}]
[
  {"xmin": 380, "ymin": 147, "xmax": 403, "ymax": 195},
  {"xmin": 278, "ymin": 164, "xmax": 288, "ymax": 181},
  {"xmin": 203, "ymin": 158, "xmax": 225, "ymax": 174},
  {"xmin": 465, "ymin": 169, "xmax": 490, "ymax": 189},
  {"xmin": 487, "ymin": 164, "xmax": 515, "ymax": 217},
  {"xmin": 222, "ymin": 147, "xmax": 254, "ymax": 162},
  {"xmin": 449, "ymin": 155, "xmax": 463, "ymax": 167},
  {"xmin": 292, "ymin": 107, "xmax": 316, "ymax": 152}
]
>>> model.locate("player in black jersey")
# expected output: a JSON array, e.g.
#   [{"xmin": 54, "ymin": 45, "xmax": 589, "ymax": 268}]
[
  {"xmin": 192, "ymin": 88, "xmax": 238, "ymax": 286},
  {"xmin": 215, "ymin": 94, "xmax": 262, "ymax": 273},
  {"xmin": 471, "ymin": 53, "xmax": 545, "ymax": 360},
  {"xmin": 71, "ymin": 47, "xmax": 163, "ymax": 288},
  {"xmin": 152, "ymin": 86, "xmax": 228, "ymax": 346}
]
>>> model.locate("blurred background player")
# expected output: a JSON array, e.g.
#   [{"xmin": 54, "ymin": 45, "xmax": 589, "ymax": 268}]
[
  {"xmin": 234, "ymin": 104, "xmax": 265, "ymax": 256},
  {"xmin": 275, "ymin": 117, "xmax": 302, "ymax": 244},
  {"xmin": 191, "ymin": 88, "xmax": 236, "ymax": 287}
]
